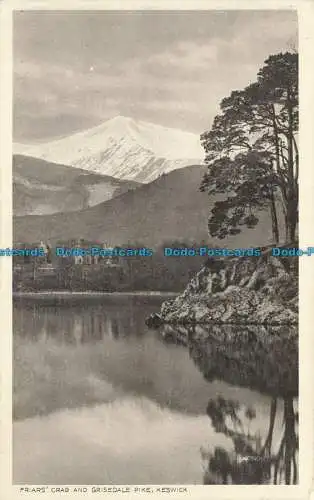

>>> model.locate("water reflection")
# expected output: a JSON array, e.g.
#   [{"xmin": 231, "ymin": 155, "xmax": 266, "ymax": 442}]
[
  {"xmin": 15, "ymin": 297, "xmax": 251, "ymax": 422},
  {"xmin": 160, "ymin": 324, "xmax": 299, "ymax": 485},
  {"xmin": 201, "ymin": 395, "xmax": 298, "ymax": 484},
  {"xmin": 13, "ymin": 299, "xmax": 298, "ymax": 485},
  {"xmin": 13, "ymin": 296, "xmax": 152, "ymax": 344},
  {"xmin": 160, "ymin": 324, "xmax": 298, "ymax": 397}
]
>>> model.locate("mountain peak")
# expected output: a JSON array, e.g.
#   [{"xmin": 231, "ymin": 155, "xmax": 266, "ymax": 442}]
[
  {"xmin": 101, "ymin": 115, "xmax": 139, "ymax": 137},
  {"xmin": 104, "ymin": 115, "xmax": 136, "ymax": 129},
  {"xmin": 13, "ymin": 117, "xmax": 204, "ymax": 183},
  {"xmin": 108, "ymin": 115, "xmax": 134, "ymax": 123}
]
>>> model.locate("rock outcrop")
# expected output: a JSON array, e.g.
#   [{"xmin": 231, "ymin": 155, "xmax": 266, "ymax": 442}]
[{"xmin": 147, "ymin": 249, "xmax": 298, "ymax": 325}]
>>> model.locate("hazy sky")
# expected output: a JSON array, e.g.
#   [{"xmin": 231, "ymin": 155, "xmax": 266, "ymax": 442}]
[{"xmin": 14, "ymin": 10, "xmax": 298, "ymax": 143}]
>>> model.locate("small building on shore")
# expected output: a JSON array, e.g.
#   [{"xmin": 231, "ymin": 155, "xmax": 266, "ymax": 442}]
[{"xmin": 13, "ymin": 238, "xmax": 126, "ymax": 291}]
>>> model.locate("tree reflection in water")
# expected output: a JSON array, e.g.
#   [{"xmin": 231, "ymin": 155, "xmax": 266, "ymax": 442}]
[
  {"xmin": 160, "ymin": 324, "xmax": 298, "ymax": 485},
  {"xmin": 200, "ymin": 395, "xmax": 298, "ymax": 484}
]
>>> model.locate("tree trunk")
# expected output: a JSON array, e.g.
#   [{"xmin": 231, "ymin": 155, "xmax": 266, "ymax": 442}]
[
  {"xmin": 271, "ymin": 101, "xmax": 298, "ymax": 245},
  {"xmin": 284, "ymin": 213, "xmax": 289, "ymax": 243},
  {"xmin": 283, "ymin": 398, "xmax": 297, "ymax": 485},
  {"xmin": 270, "ymin": 106, "xmax": 283, "ymax": 244},
  {"xmin": 285, "ymin": 89, "xmax": 298, "ymax": 243},
  {"xmin": 262, "ymin": 398, "xmax": 277, "ymax": 455},
  {"xmin": 287, "ymin": 89, "xmax": 295, "ymax": 185},
  {"xmin": 269, "ymin": 188, "xmax": 279, "ymax": 244},
  {"xmin": 286, "ymin": 198, "xmax": 298, "ymax": 243},
  {"xmin": 287, "ymin": 218, "xmax": 297, "ymax": 243}
]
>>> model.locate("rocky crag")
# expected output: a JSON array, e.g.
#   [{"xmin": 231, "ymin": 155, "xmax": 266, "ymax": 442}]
[{"xmin": 147, "ymin": 248, "xmax": 298, "ymax": 326}]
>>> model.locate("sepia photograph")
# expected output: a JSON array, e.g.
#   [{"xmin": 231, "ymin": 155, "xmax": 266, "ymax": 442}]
[{"xmin": 4, "ymin": 4, "xmax": 305, "ymax": 489}]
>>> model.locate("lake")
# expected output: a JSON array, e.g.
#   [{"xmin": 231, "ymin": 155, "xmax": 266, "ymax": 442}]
[{"xmin": 13, "ymin": 295, "xmax": 298, "ymax": 485}]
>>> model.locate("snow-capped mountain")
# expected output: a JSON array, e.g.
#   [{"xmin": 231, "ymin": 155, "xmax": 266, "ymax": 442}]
[{"xmin": 14, "ymin": 116, "xmax": 204, "ymax": 183}]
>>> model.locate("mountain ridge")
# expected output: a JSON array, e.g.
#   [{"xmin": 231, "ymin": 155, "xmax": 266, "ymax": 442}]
[
  {"xmin": 14, "ymin": 116, "xmax": 204, "ymax": 183},
  {"xmin": 14, "ymin": 164, "xmax": 280, "ymax": 248},
  {"xmin": 13, "ymin": 154, "xmax": 140, "ymax": 216}
]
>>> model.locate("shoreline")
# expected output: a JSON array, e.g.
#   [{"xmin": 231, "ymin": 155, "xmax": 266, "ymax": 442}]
[{"xmin": 13, "ymin": 291, "xmax": 179, "ymax": 299}]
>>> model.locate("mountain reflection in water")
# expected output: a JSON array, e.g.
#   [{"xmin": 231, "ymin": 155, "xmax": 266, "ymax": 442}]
[
  {"xmin": 160, "ymin": 324, "xmax": 298, "ymax": 485},
  {"xmin": 13, "ymin": 297, "xmax": 298, "ymax": 485}
]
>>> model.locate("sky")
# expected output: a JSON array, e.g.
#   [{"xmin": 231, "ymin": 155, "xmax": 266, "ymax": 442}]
[{"xmin": 14, "ymin": 9, "xmax": 298, "ymax": 143}]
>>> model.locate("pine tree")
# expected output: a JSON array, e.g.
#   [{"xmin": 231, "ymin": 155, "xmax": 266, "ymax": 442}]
[{"xmin": 201, "ymin": 52, "xmax": 298, "ymax": 244}]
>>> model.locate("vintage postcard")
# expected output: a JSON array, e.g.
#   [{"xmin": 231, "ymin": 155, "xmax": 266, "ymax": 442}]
[{"xmin": 1, "ymin": 0, "xmax": 314, "ymax": 499}]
